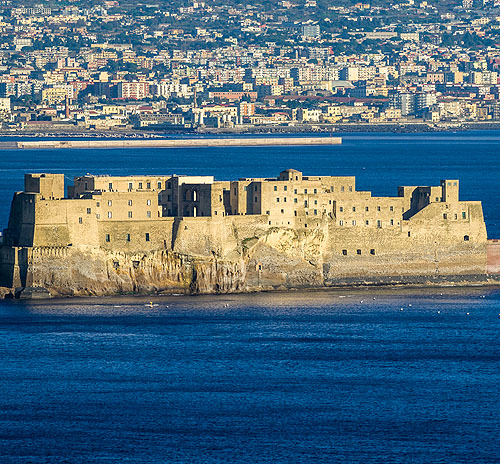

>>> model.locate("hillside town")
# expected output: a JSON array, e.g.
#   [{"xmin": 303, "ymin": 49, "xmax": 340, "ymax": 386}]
[{"xmin": 1, "ymin": 0, "xmax": 500, "ymax": 132}]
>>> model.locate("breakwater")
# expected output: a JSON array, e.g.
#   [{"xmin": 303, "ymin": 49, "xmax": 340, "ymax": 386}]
[{"xmin": 7, "ymin": 136, "xmax": 342, "ymax": 149}]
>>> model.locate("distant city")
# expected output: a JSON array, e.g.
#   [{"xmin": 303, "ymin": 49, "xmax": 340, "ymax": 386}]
[{"xmin": 1, "ymin": 0, "xmax": 500, "ymax": 132}]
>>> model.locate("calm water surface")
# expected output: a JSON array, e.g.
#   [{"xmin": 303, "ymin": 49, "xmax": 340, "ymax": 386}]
[
  {"xmin": 1, "ymin": 132, "xmax": 500, "ymax": 462},
  {"xmin": 1, "ymin": 288, "xmax": 500, "ymax": 463}
]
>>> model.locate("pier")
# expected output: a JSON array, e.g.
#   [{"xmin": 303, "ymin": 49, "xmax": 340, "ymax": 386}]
[{"xmin": 7, "ymin": 137, "xmax": 342, "ymax": 149}]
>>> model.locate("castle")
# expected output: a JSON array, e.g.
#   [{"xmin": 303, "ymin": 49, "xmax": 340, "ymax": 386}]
[{"xmin": 0, "ymin": 170, "xmax": 496, "ymax": 297}]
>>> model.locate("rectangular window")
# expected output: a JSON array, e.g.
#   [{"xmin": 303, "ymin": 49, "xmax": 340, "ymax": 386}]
[
  {"xmin": 304, "ymin": 189, "xmax": 308, "ymax": 194},
  {"xmin": 96, "ymin": 214, "xmax": 100, "ymax": 219},
  {"xmin": 126, "ymin": 234, "xmax": 130, "ymax": 242},
  {"xmin": 255, "ymin": 185, "xmax": 258, "ymax": 191},
  {"xmin": 352, "ymin": 206, "xmax": 356, "ymax": 212},
  {"xmin": 147, "ymin": 211, "xmax": 151, "ymax": 218},
  {"xmin": 349, "ymin": 186, "xmax": 352, "ymax": 192},
  {"xmin": 294, "ymin": 198, "xmax": 298, "ymax": 203},
  {"xmin": 274, "ymin": 186, "xmax": 277, "ymax": 191},
  {"xmin": 78, "ymin": 217, "xmax": 82, "ymax": 224},
  {"xmin": 128, "ymin": 182, "xmax": 133, "ymax": 190},
  {"xmin": 147, "ymin": 182, "xmax": 151, "ymax": 189},
  {"xmin": 255, "ymin": 197, "xmax": 258, "ymax": 202},
  {"xmin": 108, "ymin": 211, "xmax": 112, "ymax": 218},
  {"xmin": 108, "ymin": 200, "xmax": 112, "ymax": 206},
  {"xmin": 462, "ymin": 212, "xmax": 466, "ymax": 219},
  {"xmin": 342, "ymin": 249, "xmax": 347, "ymax": 256},
  {"xmin": 284, "ymin": 186, "xmax": 287, "ymax": 191},
  {"xmin": 390, "ymin": 206, "xmax": 394, "ymax": 212},
  {"xmin": 139, "ymin": 182, "xmax": 143, "ymax": 189},
  {"xmin": 377, "ymin": 220, "xmax": 381, "ymax": 228},
  {"xmin": 167, "ymin": 194, "xmax": 171, "ymax": 201},
  {"xmin": 443, "ymin": 214, "xmax": 447, "ymax": 220},
  {"xmin": 167, "ymin": 182, "xmax": 171, "ymax": 189},
  {"xmin": 84, "ymin": 182, "xmax": 88, "ymax": 190},
  {"xmin": 158, "ymin": 181, "xmax": 162, "ymax": 189},
  {"xmin": 276, "ymin": 197, "xmax": 280, "ymax": 202},
  {"xmin": 128, "ymin": 200, "xmax": 132, "ymax": 206},
  {"xmin": 284, "ymin": 198, "xmax": 287, "ymax": 203},
  {"xmin": 105, "ymin": 234, "xmax": 110, "ymax": 242},
  {"xmin": 377, "ymin": 206, "xmax": 381, "ymax": 212},
  {"xmin": 341, "ymin": 186, "xmax": 344, "ymax": 192},
  {"xmin": 339, "ymin": 206, "xmax": 343, "ymax": 212},
  {"xmin": 305, "ymin": 201, "xmax": 308, "ymax": 207},
  {"xmin": 96, "ymin": 202, "xmax": 100, "ymax": 207},
  {"xmin": 147, "ymin": 199, "xmax": 151, "ymax": 206},
  {"xmin": 87, "ymin": 208, "xmax": 91, "ymax": 214},
  {"xmin": 313, "ymin": 189, "xmax": 317, "ymax": 194},
  {"xmin": 294, "ymin": 189, "xmax": 297, "ymax": 194},
  {"xmin": 365, "ymin": 206, "xmax": 369, "ymax": 211},
  {"xmin": 370, "ymin": 249, "xmax": 375, "ymax": 255},
  {"xmin": 128, "ymin": 211, "xmax": 132, "ymax": 218},
  {"xmin": 145, "ymin": 233, "xmax": 150, "ymax": 242},
  {"xmin": 365, "ymin": 220, "xmax": 369, "ymax": 225},
  {"xmin": 281, "ymin": 209, "xmax": 284, "ymax": 214},
  {"xmin": 352, "ymin": 220, "xmax": 356, "ymax": 225},
  {"xmin": 314, "ymin": 209, "xmax": 317, "ymax": 215},
  {"xmin": 108, "ymin": 183, "xmax": 113, "ymax": 190},
  {"xmin": 390, "ymin": 219, "xmax": 394, "ymax": 225},
  {"xmin": 339, "ymin": 220, "xmax": 344, "ymax": 226},
  {"xmin": 314, "ymin": 200, "xmax": 317, "ymax": 205},
  {"xmin": 357, "ymin": 249, "xmax": 361, "ymax": 255}
]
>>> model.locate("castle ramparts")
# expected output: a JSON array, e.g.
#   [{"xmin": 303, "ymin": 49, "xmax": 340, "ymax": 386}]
[{"xmin": 0, "ymin": 170, "xmax": 496, "ymax": 298}]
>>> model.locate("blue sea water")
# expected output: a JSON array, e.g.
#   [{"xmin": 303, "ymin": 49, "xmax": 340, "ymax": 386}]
[
  {"xmin": 1, "ymin": 132, "xmax": 500, "ymax": 463},
  {"xmin": 1, "ymin": 288, "xmax": 500, "ymax": 463}
]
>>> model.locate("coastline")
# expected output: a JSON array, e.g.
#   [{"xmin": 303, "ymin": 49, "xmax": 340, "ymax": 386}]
[
  {"xmin": 3, "ymin": 274, "xmax": 500, "ymax": 300},
  {"xmin": 3, "ymin": 121, "xmax": 500, "ymax": 138}
]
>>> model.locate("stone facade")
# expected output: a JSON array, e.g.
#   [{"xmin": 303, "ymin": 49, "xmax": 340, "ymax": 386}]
[{"xmin": 0, "ymin": 170, "xmax": 494, "ymax": 297}]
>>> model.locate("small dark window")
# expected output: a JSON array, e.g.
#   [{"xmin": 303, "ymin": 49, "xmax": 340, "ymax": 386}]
[
  {"xmin": 464, "ymin": 235, "xmax": 470, "ymax": 241},
  {"xmin": 147, "ymin": 182, "xmax": 151, "ymax": 189},
  {"xmin": 87, "ymin": 208, "xmax": 91, "ymax": 214},
  {"xmin": 462, "ymin": 212, "xmax": 466, "ymax": 219},
  {"xmin": 370, "ymin": 249, "xmax": 375, "ymax": 255},
  {"xmin": 274, "ymin": 186, "xmax": 277, "ymax": 191},
  {"xmin": 145, "ymin": 233, "xmax": 150, "ymax": 242},
  {"xmin": 357, "ymin": 249, "xmax": 361, "ymax": 255},
  {"xmin": 126, "ymin": 234, "xmax": 131, "ymax": 242},
  {"xmin": 408, "ymin": 231, "xmax": 411, "ymax": 237},
  {"xmin": 105, "ymin": 234, "xmax": 110, "ymax": 242},
  {"xmin": 78, "ymin": 217, "xmax": 82, "ymax": 224},
  {"xmin": 342, "ymin": 249, "xmax": 347, "ymax": 256},
  {"xmin": 255, "ymin": 197, "xmax": 258, "ymax": 202}
]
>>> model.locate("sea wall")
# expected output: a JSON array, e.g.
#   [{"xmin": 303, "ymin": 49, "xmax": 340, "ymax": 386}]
[{"xmin": 11, "ymin": 137, "xmax": 342, "ymax": 150}]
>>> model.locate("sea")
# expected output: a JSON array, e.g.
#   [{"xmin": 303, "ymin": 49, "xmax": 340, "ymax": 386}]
[{"xmin": 0, "ymin": 132, "xmax": 500, "ymax": 463}]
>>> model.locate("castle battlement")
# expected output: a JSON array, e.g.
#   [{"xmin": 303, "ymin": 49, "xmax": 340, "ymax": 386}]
[{"xmin": 0, "ymin": 170, "xmax": 490, "ymax": 297}]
